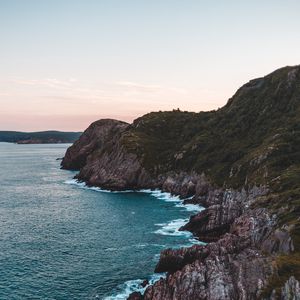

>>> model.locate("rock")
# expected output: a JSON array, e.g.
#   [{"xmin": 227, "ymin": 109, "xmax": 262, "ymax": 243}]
[
  {"xmin": 141, "ymin": 279, "xmax": 149, "ymax": 288},
  {"xmin": 61, "ymin": 119, "xmax": 153, "ymax": 190},
  {"xmin": 261, "ymin": 226, "xmax": 294, "ymax": 254},
  {"xmin": 180, "ymin": 187, "xmax": 268, "ymax": 242},
  {"xmin": 148, "ymin": 231, "xmax": 274, "ymax": 300},
  {"xmin": 180, "ymin": 206, "xmax": 233, "ymax": 242},
  {"xmin": 61, "ymin": 119, "xmax": 129, "ymax": 170},
  {"xmin": 149, "ymin": 189, "xmax": 281, "ymax": 299},
  {"xmin": 160, "ymin": 172, "xmax": 201, "ymax": 198},
  {"xmin": 127, "ymin": 291, "xmax": 143, "ymax": 300},
  {"xmin": 155, "ymin": 245, "xmax": 207, "ymax": 273},
  {"xmin": 145, "ymin": 249, "xmax": 273, "ymax": 300}
]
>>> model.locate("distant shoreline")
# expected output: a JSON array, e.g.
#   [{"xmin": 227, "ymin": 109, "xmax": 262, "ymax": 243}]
[{"xmin": 0, "ymin": 130, "xmax": 82, "ymax": 144}]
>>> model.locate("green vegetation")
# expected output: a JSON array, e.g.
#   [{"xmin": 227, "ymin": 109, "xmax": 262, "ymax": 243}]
[
  {"xmin": 122, "ymin": 66, "xmax": 300, "ymax": 187},
  {"xmin": 120, "ymin": 66, "xmax": 300, "ymax": 294},
  {"xmin": 260, "ymin": 252, "xmax": 300, "ymax": 298}
]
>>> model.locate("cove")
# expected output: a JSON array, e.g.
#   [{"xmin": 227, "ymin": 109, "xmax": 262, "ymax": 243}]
[{"xmin": 0, "ymin": 143, "xmax": 203, "ymax": 300}]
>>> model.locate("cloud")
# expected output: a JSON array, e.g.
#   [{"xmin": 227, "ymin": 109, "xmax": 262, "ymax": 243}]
[
  {"xmin": 5, "ymin": 76, "xmax": 197, "ymax": 110},
  {"xmin": 9, "ymin": 77, "xmax": 187, "ymax": 99},
  {"xmin": 11, "ymin": 78, "xmax": 76, "ymax": 89},
  {"xmin": 0, "ymin": 92, "xmax": 11, "ymax": 97},
  {"xmin": 116, "ymin": 81, "xmax": 161, "ymax": 92},
  {"xmin": 115, "ymin": 80, "xmax": 188, "ymax": 96}
]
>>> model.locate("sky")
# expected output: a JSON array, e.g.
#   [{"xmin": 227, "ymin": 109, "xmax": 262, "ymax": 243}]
[{"xmin": 1, "ymin": 0, "xmax": 300, "ymax": 131}]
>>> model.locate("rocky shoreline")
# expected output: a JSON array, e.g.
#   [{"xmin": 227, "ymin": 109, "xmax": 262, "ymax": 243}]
[
  {"xmin": 61, "ymin": 130, "xmax": 297, "ymax": 299},
  {"xmin": 125, "ymin": 177, "xmax": 295, "ymax": 300},
  {"xmin": 65, "ymin": 169, "xmax": 298, "ymax": 299}
]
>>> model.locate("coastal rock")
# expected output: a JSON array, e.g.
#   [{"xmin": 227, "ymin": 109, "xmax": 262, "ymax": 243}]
[
  {"xmin": 62, "ymin": 119, "xmax": 129, "ymax": 170},
  {"xmin": 160, "ymin": 172, "xmax": 203, "ymax": 198},
  {"xmin": 180, "ymin": 205, "xmax": 235, "ymax": 242},
  {"xmin": 142, "ymin": 280, "xmax": 149, "ymax": 288},
  {"xmin": 77, "ymin": 143, "xmax": 151, "ymax": 190},
  {"xmin": 62, "ymin": 119, "xmax": 153, "ymax": 189},
  {"xmin": 155, "ymin": 245, "xmax": 206, "ymax": 273},
  {"xmin": 128, "ymin": 291, "xmax": 143, "ymax": 300},
  {"xmin": 144, "ymin": 249, "xmax": 273, "ymax": 300},
  {"xmin": 180, "ymin": 187, "xmax": 268, "ymax": 242},
  {"xmin": 147, "ymin": 198, "xmax": 281, "ymax": 299}
]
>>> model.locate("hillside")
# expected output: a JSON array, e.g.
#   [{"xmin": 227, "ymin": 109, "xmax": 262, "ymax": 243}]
[
  {"xmin": 0, "ymin": 131, "xmax": 82, "ymax": 144},
  {"xmin": 62, "ymin": 65, "xmax": 300, "ymax": 299}
]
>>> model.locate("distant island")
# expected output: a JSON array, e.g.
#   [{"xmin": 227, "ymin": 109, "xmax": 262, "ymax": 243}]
[{"xmin": 0, "ymin": 131, "xmax": 82, "ymax": 144}]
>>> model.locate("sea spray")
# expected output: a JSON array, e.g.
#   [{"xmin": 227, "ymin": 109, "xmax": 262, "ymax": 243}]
[{"xmin": 102, "ymin": 273, "xmax": 166, "ymax": 300}]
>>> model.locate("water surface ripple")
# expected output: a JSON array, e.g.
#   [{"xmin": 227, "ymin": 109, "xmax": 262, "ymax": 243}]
[{"xmin": 0, "ymin": 143, "xmax": 203, "ymax": 299}]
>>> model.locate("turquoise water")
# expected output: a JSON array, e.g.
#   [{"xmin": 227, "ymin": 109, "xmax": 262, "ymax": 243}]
[{"xmin": 0, "ymin": 143, "xmax": 202, "ymax": 299}]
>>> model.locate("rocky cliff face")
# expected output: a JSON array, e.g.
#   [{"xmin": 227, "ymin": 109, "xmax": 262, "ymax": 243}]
[
  {"xmin": 61, "ymin": 66, "xmax": 300, "ymax": 299},
  {"xmin": 62, "ymin": 119, "xmax": 152, "ymax": 189},
  {"xmin": 62, "ymin": 119, "xmax": 128, "ymax": 169},
  {"xmin": 143, "ymin": 180, "xmax": 296, "ymax": 300}
]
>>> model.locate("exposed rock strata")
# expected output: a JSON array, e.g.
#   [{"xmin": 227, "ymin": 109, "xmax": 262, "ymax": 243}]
[
  {"xmin": 144, "ymin": 197, "xmax": 278, "ymax": 299},
  {"xmin": 134, "ymin": 188, "xmax": 296, "ymax": 300},
  {"xmin": 62, "ymin": 119, "xmax": 129, "ymax": 170},
  {"xmin": 128, "ymin": 292, "xmax": 143, "ymax": 300},
  {"xmin": 180, "ymin": 187, "xmax": 269, "ymax": 242},
  {"xmin": 62, "ymin": 119, "xmax": 152, "ymax": 189},
  {"xmin": 145, "ymin": 249, "xmax": 273, "ymax": 300}
]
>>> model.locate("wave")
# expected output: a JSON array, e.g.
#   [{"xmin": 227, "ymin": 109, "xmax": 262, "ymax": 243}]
[
  {"xmin": 65, "ymin": 178, "xmax": 205, "ymax": 299},
  {"xmin": 65, "ymin": 179, "xmax": 204, "ymax": 213},
  {"xmin": 139, "ymin": 189, "xmax": 204, "ymax": 214},
  {"xmin": 65, "ymin": 178, "xmax": 205, "ymax": 243},
  {"xmin": 102, "ymin": 273, "xmax": 166, "ymax": 300},
  {"xmin": 64, "ymin": 179, "xmax": 136, "ymax": 193},
  {"xmin": 154, "ymin": 218, "xmax": 190, "ymax": 237},
  {"xmin": 154, "ymin": 218, "xmax": 205, "ymax": 246},
  {"xmin": 104, "ymin": 243, "xmax": 166, "ymax": 252}
]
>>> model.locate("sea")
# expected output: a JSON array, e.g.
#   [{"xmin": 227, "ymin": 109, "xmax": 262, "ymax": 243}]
[{"xmin": 0, "ymin": 143, "xmax": 204, "ymax": 300}]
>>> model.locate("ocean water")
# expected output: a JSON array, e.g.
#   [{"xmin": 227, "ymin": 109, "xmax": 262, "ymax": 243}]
[{"xmin": 0, "ymin": 143, "xmax": 204, "ymax": 300}]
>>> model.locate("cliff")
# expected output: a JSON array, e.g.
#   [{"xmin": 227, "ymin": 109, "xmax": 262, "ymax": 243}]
[{"xmin": 62, "ymin": 65, "xmax": 300, "ymax": 299}]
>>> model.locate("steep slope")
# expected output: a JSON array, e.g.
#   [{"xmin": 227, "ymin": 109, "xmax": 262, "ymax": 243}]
[{"xmin": 62, "ymin": 65, "xmax": 300, "ymax": 299}]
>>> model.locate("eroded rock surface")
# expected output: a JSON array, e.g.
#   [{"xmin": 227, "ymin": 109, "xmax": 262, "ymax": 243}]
[
  {"xmin": 62, "ymin": 119, "xmax": 153, "ymax": 190},
  {"xmin": 62, "ymin": 119, "xmax": 129, "ymax": 170},
  {"xmin": 128, "ymin": 184, "xmax": 295, "ymax": 299}
]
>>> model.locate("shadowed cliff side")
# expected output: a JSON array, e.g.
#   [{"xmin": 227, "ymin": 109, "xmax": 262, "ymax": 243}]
[{"xmin": 62, "ymin": 118, "xmax": 153, "ymax": 189}]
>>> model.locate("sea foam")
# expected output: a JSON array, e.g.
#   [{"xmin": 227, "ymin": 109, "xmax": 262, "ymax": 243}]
[
  {"xmin": 64, "ymin": 179, "xmax": 136, "ymax": 193},
  {"xmin": 65, "ymin": 179, "xmax": 204, "ymax": 244},
  {"xmin": 65, "ymin": 178, "xmax": 205, "ymax": 299},
  {"xmin": 102, "ymin": 273, "xmax": 166, "ymax": 300},
  {"xmin": 65, "ymin": 179, "xmax": 204, "ymax": 213}
]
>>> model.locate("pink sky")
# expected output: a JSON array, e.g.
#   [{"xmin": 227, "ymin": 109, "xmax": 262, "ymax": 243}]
[
  {"xmin": 1, "ymin": 1, "xmax": 300, "ymax": 131},
  {"xmin": 0, "ymin": 77, "xmax": 232, "ymax": 131}
]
